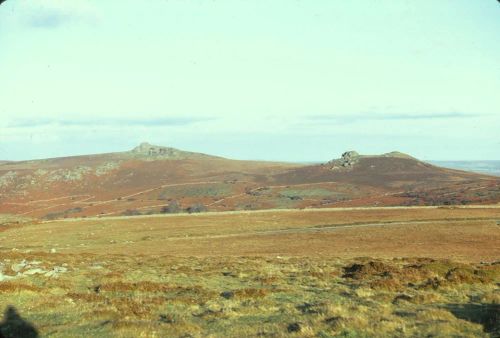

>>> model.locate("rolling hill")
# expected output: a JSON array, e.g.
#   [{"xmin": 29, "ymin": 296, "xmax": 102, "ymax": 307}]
[{"xmin": 0, "ymin": 143, "xmax": 498, "ymax": 219}]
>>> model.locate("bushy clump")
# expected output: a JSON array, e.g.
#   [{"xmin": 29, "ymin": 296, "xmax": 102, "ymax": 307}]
[
  {"xmin": 44, "ymin": 207, "xmax": 83, "ymax": 220},
  {"xmin": 186, "ymin": 203, "xmax": 207, "ymax": 214},
  {"xmin": 160, "ymin": 201, "xmax": 180, "ymax": 214},
  {"xmin": 342, "ymin": 261, "xmax": 397, "ymax": 279},
  {"xmin": 121, "ymin": 209, "xmax": 142, "ymax": 216}
]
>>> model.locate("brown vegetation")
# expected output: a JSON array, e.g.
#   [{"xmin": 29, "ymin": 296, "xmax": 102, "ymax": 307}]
[{"xmin": 1, "ymin": 147, "xmax": 498, "ymax": 219}]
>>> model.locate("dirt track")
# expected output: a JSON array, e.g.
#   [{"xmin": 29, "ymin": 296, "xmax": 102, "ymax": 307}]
[
  {"xmin": 161, "ymin": 217, "xmax": 500, "ymax": 241},
  {"xmin": 46, "ymin": 203, "xmax": 500, "ymax": 223}
]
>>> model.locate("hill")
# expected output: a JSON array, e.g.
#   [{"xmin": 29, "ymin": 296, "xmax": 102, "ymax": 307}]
[{"xmin": 0, "ymin": 144, "xmax": 498, "ymax": 219}]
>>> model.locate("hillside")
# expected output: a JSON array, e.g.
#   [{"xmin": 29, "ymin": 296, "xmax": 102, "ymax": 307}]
[{"xmin": 0, "ymin": 144, "xmax": 498, "ymax": 219}]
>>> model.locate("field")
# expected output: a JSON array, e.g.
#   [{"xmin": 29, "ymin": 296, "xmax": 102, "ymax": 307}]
[{"xmin": 0, "ymin": 206, "xmax": 499, "ymax": 337}]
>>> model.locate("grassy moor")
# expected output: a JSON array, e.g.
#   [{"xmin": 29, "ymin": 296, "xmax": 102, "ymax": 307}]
[
  {"xmin": 0, "ymin": 202, "xmax": 499, "ymax": 336},
  {"xmin": 1, "ymin": 1, "xmax": 500, "ymax": 336}
]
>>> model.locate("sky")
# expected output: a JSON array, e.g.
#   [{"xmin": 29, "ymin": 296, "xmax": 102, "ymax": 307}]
[{"xmin": 0, "ymin": 0, "xmax": 499, "ymax": 162}]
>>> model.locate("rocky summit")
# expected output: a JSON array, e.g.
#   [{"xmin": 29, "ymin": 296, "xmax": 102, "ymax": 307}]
[
  {"xmin": 130, "ymin": 142, "xmax": 183, "ymax": 158},
  {"xmin": 329, "ymin": 150, "xmax": 361, "ymax": 170}
]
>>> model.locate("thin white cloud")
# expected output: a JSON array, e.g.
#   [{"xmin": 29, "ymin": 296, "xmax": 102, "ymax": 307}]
[
  {"xmin": 6, "ymin": 117, "xmax": 214, "ymax": 128},
  {"xmin": 306, "ymin": 112, "xmax": 483, "ymax": 124},
  {"xmin": 17, "ymin": 0, "xmax": 100, "ymax": 28}
]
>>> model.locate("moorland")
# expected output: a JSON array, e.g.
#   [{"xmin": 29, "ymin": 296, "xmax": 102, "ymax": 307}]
[{"xmin": 0, "ymin": 144, "xmax": 499, "ymax": 337}]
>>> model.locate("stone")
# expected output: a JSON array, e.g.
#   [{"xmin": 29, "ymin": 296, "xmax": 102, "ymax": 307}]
[
  {"xmin": 0, "ymin": 272, "xmax": 14, "ymax": 282},
  {"xmin": 23, "ymin": 268, "xmax": 46, "ymax": 275},
  {"xmin": 11, "ymin": 260, "xmax": 27, "ymax": 272},
  {"xmin": 53, "ymin": 266, "xmax": 68, "ymax": 273},
  {"xmin": 328, "ymin": 150, "xmax": 361, "ymax": 170},
  {"xmin": 44, "ymin": 271, "xmax": 56, "ymax": 277},
  {"xmin": 130, "ymin": 142, "xmax": 185, "ymax": 159}
]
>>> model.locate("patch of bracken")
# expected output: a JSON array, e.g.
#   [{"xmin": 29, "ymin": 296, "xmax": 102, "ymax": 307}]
[{"xmin": 342, "ymin": 261, "xmax": 397, "ymax": 279}]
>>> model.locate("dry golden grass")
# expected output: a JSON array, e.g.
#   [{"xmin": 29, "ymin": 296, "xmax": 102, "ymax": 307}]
[
  {"xmin": 0, "ymin": 254, "xmax": 498, "ymax": 337},
  {"xmin": 0, "ymin": 207, "xmax": 498, "ymax": 336}
]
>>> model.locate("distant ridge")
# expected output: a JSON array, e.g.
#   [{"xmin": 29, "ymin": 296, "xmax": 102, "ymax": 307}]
[
  {"xmin": 0, "ymin": 145, "xmax": 498, "ymax": 219},
  {"xmin": 5, "ymin": 142, "xmax": 222, "ymax": 164}
]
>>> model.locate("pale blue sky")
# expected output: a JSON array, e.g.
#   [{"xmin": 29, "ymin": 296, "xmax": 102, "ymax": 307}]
[{"xmin": 0, "ymin": 0, "xmax": 499, "ymax": 161}]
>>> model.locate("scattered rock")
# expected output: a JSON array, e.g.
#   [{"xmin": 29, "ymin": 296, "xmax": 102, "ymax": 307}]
[
  {"xmin": 44, "ymin": 271, "xmax": 56, "ymax": 278},
  {"xmin": 55, "ymin": 266, "xmax": 68, "ymax": 273},
  {"xmin": 47, "ymin": 166, "xmax": 92, "ymax": 182},
  {"xmin": 131, "ymin": 142, "xmax": 182, "ymax": 158},
  {"xmin": 0, "ymin": 272, "xmax": 14, "ymax": 282},
  {"xmin": 0, "ymin": 260, "xmax": 69, "ymax": 280},
  {"xmin": 34, "ymin": 169, "xmax": 48, "ymax": 176},
  {"xmin": 95, "ymin": 162, "xmax": 120, "ymax": 176},
  {"xmin": 11, "ymin": 260, "xmax": 27, "ymax": 272},
  {"xmin": 23, "ymin": 268, "xmax": 45, "ymax": 275},
  {"xmin": 0, "ymin": 171, "xmax": 17, "ymax": 188}
]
